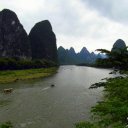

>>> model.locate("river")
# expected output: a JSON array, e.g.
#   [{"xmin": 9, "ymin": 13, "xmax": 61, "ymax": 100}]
[{"xmin": 0, "ymin": 66, "xmax": 113, "ymax": 128}]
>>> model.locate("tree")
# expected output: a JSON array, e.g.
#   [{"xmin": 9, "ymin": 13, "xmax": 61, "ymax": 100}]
[{"xmin": 96, "ymin": 47, "xmax": 128, "ymax": 69}]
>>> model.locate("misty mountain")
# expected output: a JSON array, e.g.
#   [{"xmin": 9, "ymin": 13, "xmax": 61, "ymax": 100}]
[
  {"xmin": 58, "ymin": 46, "xmax": 77, "ymax": 65},
  {"xmin": 58, "ymin": 46, "xmax": 103, "ymax": 65},
  {"xmin": 111, "ymin": 39, "xmax": 126, "ymax": 52}
]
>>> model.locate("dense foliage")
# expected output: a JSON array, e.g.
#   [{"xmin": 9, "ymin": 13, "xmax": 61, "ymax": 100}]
[
  {"xmin": 0, "ymin": 122, "xmax": 13, "ymax": 128},
  {"xmin": 95, "ymin": 58, "xmax": 113, "ymax": 68},
  {"xmin": 0, "ymin": 58, "xmax": 57, "ymax": 70},
  {"xmin": 76, "ymin": 76, "xmax": 128, "ymax": 128},
  {"xmin": 95, "ymin": 47, "xmax": 128, "ymax": 69}
]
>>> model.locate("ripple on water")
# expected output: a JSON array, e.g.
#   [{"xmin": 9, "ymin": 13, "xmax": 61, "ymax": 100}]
[{"xmin": 0, "ymin": 66, "xmax": 114, "ymax": 128}]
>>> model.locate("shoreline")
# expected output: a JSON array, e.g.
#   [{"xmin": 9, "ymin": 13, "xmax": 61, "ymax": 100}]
[
  {"xmin": 76, "ymin": 74, "xmax": 128, "ymax": 128},
  {"xmin": 0, "ymin": 67, "xmax": 58, "ymax": 84}
]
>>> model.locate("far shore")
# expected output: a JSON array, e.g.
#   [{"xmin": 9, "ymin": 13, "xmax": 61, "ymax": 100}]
[{"xmin": 0, "ymin": 67, "xmax": 58, "ymax": 84}]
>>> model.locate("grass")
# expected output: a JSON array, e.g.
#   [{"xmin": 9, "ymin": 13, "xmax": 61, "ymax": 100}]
[{"xmin": 0, "ymin": 67, "xmax": 58, "ymax": 84}]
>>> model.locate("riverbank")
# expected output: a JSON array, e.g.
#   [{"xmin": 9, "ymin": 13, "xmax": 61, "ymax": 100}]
[
  {"xmin": 76, "ymin": 75, "xmax": 128, "ymax": 128},
  {"xmin": 0, "ymin": 67, "xmax": 58, "ymax": 84},
  {"xmin": 0, "ymin": 66, "xmax": 111, "ymax": 128}
]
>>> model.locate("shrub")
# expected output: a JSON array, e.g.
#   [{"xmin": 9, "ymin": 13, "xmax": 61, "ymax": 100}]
[
  {"xmin": 0, "ymin": 122, "xmax": 13, "ymax": 128},
  {"xmin": 0, "ymin": 58, "xmax": 57, "ymax": 70}
]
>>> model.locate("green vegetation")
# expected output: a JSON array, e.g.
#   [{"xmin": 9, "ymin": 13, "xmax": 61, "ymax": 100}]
[
  {"xmin": 0, "ymin": 122, "xmax": 13, "ymax": 128},
  {"xmin": 76, "ymin": 76, "xmax": 128, "ymax": 128},
  {"xmin": 76, "ymin": 47, "xmax": 128, "ymax": 128},
  {"xmin": 0, "ymin": 58, "xmax": 58, "ymax": 70},
  {"xmin": 95, "ymin": 47, "xmax": 128, "ymax": 69},
  {"xmin": 0, "ymin": 67, "xmax": 57, "ymax": 84}
]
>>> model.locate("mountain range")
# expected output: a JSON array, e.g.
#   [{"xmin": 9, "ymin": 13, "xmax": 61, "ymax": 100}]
[
  {"xmin": 0, "ymin": 9, "xmax": 126, "ymax": 67},
  {"xmin": 0, "ymin": 9, "xmax": 57, "ymax": 62},
  {"xmin": 58, "ymin": 46, "xmax": 105, "ymax": 65}
]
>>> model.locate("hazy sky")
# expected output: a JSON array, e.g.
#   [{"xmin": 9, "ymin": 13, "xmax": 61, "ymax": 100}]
[{"xmin": 0, "ymin": 0, "xmax": 128, "ymax": 52}]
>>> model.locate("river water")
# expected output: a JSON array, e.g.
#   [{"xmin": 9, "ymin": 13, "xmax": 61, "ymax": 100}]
[{"xmin": 0, "ymin": 66, "xmax": 113, "ymax": 128}]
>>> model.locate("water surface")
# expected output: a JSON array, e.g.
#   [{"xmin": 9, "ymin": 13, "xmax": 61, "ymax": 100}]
[{"xmin": 0, "ymin": 66, "xmax": 113, "ymax": 128}]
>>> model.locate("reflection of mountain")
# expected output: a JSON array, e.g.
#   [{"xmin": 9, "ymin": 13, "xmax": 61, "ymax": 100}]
[{"xmin": 58, "ymin": 46, "xmax": 104, "ymax": 65}]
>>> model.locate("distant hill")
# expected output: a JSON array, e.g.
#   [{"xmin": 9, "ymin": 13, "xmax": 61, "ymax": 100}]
[
  {"xmin": 111, "ymin": 39, "xmax": 127, "ymax": 52},
  {"xmin": 58, "ymin": 46, "xmax": 104, "ymax": 65}
]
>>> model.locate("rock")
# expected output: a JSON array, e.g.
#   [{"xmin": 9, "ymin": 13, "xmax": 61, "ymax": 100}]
[
  {"xmin": 0, "ymin": 9, "xmax": 31, "ymax": 59},
  {"xmin": 29, "ymin": 20, "xmax": 57, "ymax": 62},
  {"xmin": 3, "ymin": 88, "xmax": 13, "ymax": 93}
]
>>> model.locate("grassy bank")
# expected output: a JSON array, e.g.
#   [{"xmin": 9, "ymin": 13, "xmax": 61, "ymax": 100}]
[
  {"xmin": 76, "ymin": 75, "xmax": 128, "ymax": 128},
  {"xmin": 0, "ymin": 67, "xmax": 58, "ymax": 84}
]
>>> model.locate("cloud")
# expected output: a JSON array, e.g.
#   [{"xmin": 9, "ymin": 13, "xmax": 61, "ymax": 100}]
[
  {"xmin": 84, "ymin": 0, "xmax": 128, "ymax": 24},
  {"xmin": 0, "ymin": 0, "xmax": 128, "ymax": 52}
]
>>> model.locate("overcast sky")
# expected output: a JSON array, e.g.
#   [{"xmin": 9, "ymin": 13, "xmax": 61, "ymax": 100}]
[{"xmin": 0, "ymin": 0, "xmax": 128, "ymax": 52}]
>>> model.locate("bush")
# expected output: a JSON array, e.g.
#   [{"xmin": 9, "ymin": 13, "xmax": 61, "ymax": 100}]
[
  {"xmin": 76, "ymin": 76, "xmax": 128, "ymax": 128},
  {"xmin": 0, "ymin": 58, "xmax": 58, "ymax": 70},
  {"xmin": 0, "ymin": 122, "xmax": 13, "ymax": 128}
]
